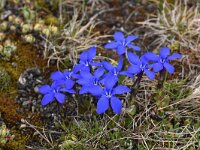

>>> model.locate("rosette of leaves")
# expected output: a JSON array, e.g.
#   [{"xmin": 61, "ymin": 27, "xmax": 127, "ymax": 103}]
[
  {"xmin": 0, "ymin": 0, "xmax": 6, "ymax": 11},
  {"xmin": 0, "ymin": 123, "xmax": 14, "ymax": 146},
  {"xmin": 0, "ymin": 67, "xmax": 11, "ymax": 91},
  {"xmin": 0, "ymin": 40, "xmax": 17, "ymax": 60}
]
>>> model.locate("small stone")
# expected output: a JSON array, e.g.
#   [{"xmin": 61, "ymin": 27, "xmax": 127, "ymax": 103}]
[
  {"xmin": 36, "ymin": 79, "xmax": 43, "ymax": 83},
  {"xmin": 18, "ymin": 74, "xmax": 27, "ymax": 85},
  {"xmin": 145, "ymin": 4, "xmax": 156, "ymax": 13},
  {"xmin": 34, "ymin": 86, "xmax": 39, "ymax": 93},
  {"xmin": 22, "ymin": 101, "xmax": 31, "ymax": 106},
  {"xmin": 11, "ymin": 62, "xmax": 17, "ymax": 68},
  {"xmin": 49, "ymin": 59, "xmax": 56, "ymax": 65}
]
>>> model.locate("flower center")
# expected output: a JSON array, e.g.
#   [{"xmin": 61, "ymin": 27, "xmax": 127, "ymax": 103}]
[
  {"xmin": 140, "ymin": 63, "xmax": 146, "ymax": 70},
  {"xmin": 93, "ymin": 78, "xmax": 98, "ymax": 85},
  {"xmin": 113, "ymin": 67, "xmax": 118, "ymax": 75},
  {"xmin": 85, "ymin": 61, "xmax": 89, "ymax": 66},
  {"xmin": 53, "ymin": 89, "xmax": 59, "ymax": 93},
  {"xmin": 160, "ymin": 58, "xmax": 165, "ymax": 63},
  {"xmin": 65, "ymin": 75, "xmax": 70, "ymax": 79},
  {"xmin": 105, "ymin": 90, "xmax": 112, "ymax": 98},
  {"xmin": 122, "ymin": 40, "xmax": 126, "ymax": 46}
]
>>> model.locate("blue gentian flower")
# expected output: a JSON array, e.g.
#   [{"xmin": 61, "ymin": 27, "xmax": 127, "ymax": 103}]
[
  {"xmin": 105, "ymin": 31, "xmax": 140, "ymax": 55},
  {"xmin": 75, "ymin": 47, "xmax": 101, "ymax": 72},
  {"xmin": 50, "ymin": 70, "xmax": 76, "ymax": 88},
  {"xmin": 76, "ymin": 68, "xmax": 104, "ymax": 96},
  {"xmin": 39, "ymin": 81, "xmax": 75, "ymax": 106},
  {"xmin": 127, "ymin": 52, "xmax": 155, "ymax": 80},
  {"xmin": 147, "ymin": 47, "xmax": 182, "ymax": 74},
  {"xmin": 96, "ymin": 78, "xmax": 130, "ymax": 114},
  {"xmin": 102, "ymin": 56, "xmax": 133, "ymax": 82}
]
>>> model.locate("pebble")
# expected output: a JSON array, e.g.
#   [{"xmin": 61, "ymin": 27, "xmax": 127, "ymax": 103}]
[{"xmin": 11, "ymin": 62, "xmax": 17, "ymax": 68}]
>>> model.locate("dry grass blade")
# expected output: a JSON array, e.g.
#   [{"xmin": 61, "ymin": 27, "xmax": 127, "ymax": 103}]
[
  {"xmin": 43, "ymin": 7, "xmax": 117, "ymax": 68},
  {"xmin": 137, "ymin": 0, "xmax": 200, "ymax": 51}
]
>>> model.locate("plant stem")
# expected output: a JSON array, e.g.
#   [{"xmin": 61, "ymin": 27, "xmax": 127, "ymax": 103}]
[
  {"xmin": 157, "ymin": 68, "xmax": 166, "ymax": 89},
  {"xmin": 130, "ymin": 71, "xmax": 143, "ymax": 99}
]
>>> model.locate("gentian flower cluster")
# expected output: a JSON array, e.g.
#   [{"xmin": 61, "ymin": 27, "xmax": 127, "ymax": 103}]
[
  {"xmin": 105, "ymin": 32, "xmax": 140, "ymax": 55},
  {"xmin": 39, "ymin": 31, "xmax": 182, "ymax": 115}
]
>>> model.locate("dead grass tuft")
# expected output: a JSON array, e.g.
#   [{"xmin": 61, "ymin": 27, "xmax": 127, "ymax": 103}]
[{"xmin": 137, "ymin": 0, "xmax": 200, "ymax": 51}]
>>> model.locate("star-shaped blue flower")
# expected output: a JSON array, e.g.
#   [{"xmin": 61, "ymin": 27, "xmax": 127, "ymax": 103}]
[
  {"xmin": 146, "ymin": 47, "xmax": 182, "ymax": 74},
  {"xmin": 50, "ymin": 69, "xmax": 77, "ymax": 88},
  {"xmin": 96, "ymin": 78, "xmax": 130, "ymax": 114},
  {"xmin": 101, "ymin": 56, "xmax": 133, "ymax": 82},
  {"xmin": 76, "ymin": 67, "xmax": 104, "ymax": 96},
  {"xmin": 105, "ymin": 31, "xmax": 140, "ymax": 55},
  {"xmin": 39, "ymin": 81, "xmax": 75, "ymax": 106},
  {"xmin": 126, "ymin": 52, "xmax": 155, "ymax": 80},
  {"xmin": 75, "ymin": 47, "xmax": 101, "ymax": 72}
]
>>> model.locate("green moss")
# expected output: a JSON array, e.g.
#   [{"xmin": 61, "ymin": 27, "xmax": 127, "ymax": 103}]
[
  {"xmin": 5, "ymin": 131, "xmax": 29, "ymax": 150},
  {"xmin": 0, "ymin": 35, "xmax": 47, "ymax": 98},
  {"xmin": 0, "ymin": 67, "xmax": 11, "ymax": 91},
  {"xmin": 0, "ymin": 96, "xmax": 23, "ymax": 124},
  {"xmin": 44, "ymin": 15, "xmax": 59, "ymax": 26}
]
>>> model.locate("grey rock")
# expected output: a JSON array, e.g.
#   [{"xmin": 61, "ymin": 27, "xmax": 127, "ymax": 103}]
[{"xmin": 11, "ymin": 62, "xmax": 17, "ymax": 68}]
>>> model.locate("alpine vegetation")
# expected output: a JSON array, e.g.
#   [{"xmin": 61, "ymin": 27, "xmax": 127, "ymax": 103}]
[{"xmin": 39, "ymin": 31, "xmax": 182, "ymax": 115}]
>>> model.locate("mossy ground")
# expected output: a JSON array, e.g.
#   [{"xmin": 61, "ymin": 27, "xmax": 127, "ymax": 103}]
[{"xmin": 0, "ymin": 34, "xmax": 47, "ymax": 149}]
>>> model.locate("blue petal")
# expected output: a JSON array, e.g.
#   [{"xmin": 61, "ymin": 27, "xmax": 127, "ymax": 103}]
[
  {"xmin": 114, "ymin": 31, "xmax": 124, "ymax": 42},
  {"xmin": 144, "ymin": 69, "xmax": 155, "ymax": 80},
  {"xmin": 41, "ymin": 93, "xmax": 54, "ymax": 106},
  {"xmin": 127, "ymin": 52, "xmax": 140, "ymax": 65},
  {"xmin": 97, "ymin": 96, "xmax": 109, "ymax": 114},
  {"xmin": 79, "ymin": 86, "xmax": 88, "ymax": 94},
  {"xmin": 55, "ymin": 93, "xmax": 65, "ymax": 104},
  {"xmin": 50, "ymin": 71, "xmax": 64, "ymax": 80},
  {"xmin": 152, "ymin": 63, "xmax": 163, "ymax": 72},
  {"xmin": 164, "ymin": 62, "xmax": 174, "ymax": 74},
  {"xmin": 80, "ymin": 51, "xmax": 88, "ymax": 62},
  {"xmin": 160, "ymin": 47, "xmax": 170, "ymax": 58},
  {"xmin": 73, "ymin": 64, "xmax": 83, "ymax": 72},
  {"xmin": 90, "ymin": 62, "xmax": 102, "ymax": 66},
  {"xmin": 77, "ymin": 78, "xmax": 90, "ymax": 85},
  {"xmin": 125, "ymin": 35, "xmax": 138, "ymax": 44},
  {"xmin": 88, "ymin": 85, "xmax": 103, "ymax": 96},
  {"xmin": 168, "ymin": 53, "xmax": 182, "ymax": 60},
  {"xmin": 119, "ymin": 71, "xmax": 134, "ymax": 78},
  {"xmin": 73, "ymin": 64, "xmax": 82, "ymax": 73},
  {"xmin": 60, "ymin": 88, "xmax": 75, "ymax": 93},
  {"xmin": 127, "ymin": 44, "xmax": 140, "ymax": 51},
  {"xmin": 140, "ymin": 55, "xmax": 149, "ymax": 64},
  {"xmin": 94, "ymin": 67, "xmax": 104, "ymax": 78},
  {"xmin": 81, "ymin": 66, "xmax": 90, "ymax": 72},
  {"xmin": 102, "ymin": 61, "xmax": 113, "ymax": 71},
  {"xmin": 105, "ymin": 42, "xmax": 118, "ymax": 49},
  {"xmin": 87, "ymin": 47, "xmax": 96, "ymax": 60},
  {"xmin": 112, "ymin": 75, "xmax": 119, "ymax": 82},
  {"xmin": 72, "ymin": 73, "xmax": 81, "ymax": 79},
  {"xmin": 117, "ymin": 45, "xmax": 126, "ymax": 55},
  {"xmin": 104, "ymin": 76, "xmax": 117, "ymax": 90},
  {"xmin": 144, "ymin": 52, "xmax": 159, "ymax": 61},
  {"xmin": 39, "ymin": 85, "xmax": 52, "ymax": 94},
  {"xmin": 65, "ymin": 89, "xmax": 76, "ymax": 94},
  {"xmin": 99, "ymin": 73, "xmax": 110, "ymax": 84},
  {"xmin": 127, "ymin": 65, "xmax": 141, "ymax": 74},
  {"xmin": 51, "ymin": 81, "xmax": 63, "ymax": 89},
  {"xmin": 64, "ymin": 79, "xmax": 75, "ymax": 89},
  {"xmin": 113, "ymin": 85, "xmax": 130, "ymax": 95},
  {"xmin": 110, "ymin": 96, "xmax": 122, "ymax": 114},
  {"xmin": 117, "ymin": 56, "xmax": 123, "ymax": 71},
  {"xmin": 63, "ymin": 71, "xmax": 70, "ymax": 78},
  {"xmin": 80, "ymin": 70, "xmax": 93, "ymax": 78}
]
